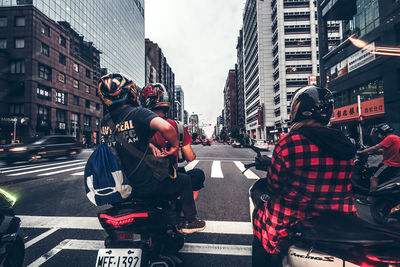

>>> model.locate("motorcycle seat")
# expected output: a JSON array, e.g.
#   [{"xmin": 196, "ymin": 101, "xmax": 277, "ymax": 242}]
[{"xmin": 291, "ymin": 212, "xmax": 398, "ymax": 246}]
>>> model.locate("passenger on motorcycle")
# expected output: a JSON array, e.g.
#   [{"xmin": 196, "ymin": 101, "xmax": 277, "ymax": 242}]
[
  {"xmin": 98, "ymin": 73, "xmax": 205, "ymax": 234},
  {"xmin": 252, "ymin": 86, "xmax": 357, "ymax": 267},
  {"xmin": 357, "ymin": 123, "xmax": 400, "ymax": 200},
  {"xmin": 140, "ymin": 83, "xmax": 206, "ymax": 201}
]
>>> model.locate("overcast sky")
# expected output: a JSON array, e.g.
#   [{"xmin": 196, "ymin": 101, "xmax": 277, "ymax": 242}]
[{"xmin": 145, "ymin": 0, "xmax": 246, "ymax": 126}]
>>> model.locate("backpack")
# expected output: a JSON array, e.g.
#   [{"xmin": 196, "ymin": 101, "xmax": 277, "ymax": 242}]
[
  {"xmin": 84, "ymin": 144, "xmax": 132, "ymax": 206},
  {"xmin": 175, "ymin": 120, "xmax": 185, "ymax": 163}
]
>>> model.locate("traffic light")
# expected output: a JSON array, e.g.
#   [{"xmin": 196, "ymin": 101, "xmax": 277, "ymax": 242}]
[
  {"xmin": 195, "ymin": 123, "xmax": 198, "ymax": 127},
  {"xmin": 359, "ymin": 115, "xmax": 364, "ymax": 122},
  {"xmin": 10, "ymin": 132, "xmax": 13, "ymax": 136}
]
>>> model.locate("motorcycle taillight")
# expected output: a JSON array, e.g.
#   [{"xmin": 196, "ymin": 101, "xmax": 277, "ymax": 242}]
[
  {"xmin": 366, "ymin": 254, "xmax": 400, "ymax": 264},
  {"xmin": 99, "ymin": 213, "xmax": 149, "ymax": 227}
]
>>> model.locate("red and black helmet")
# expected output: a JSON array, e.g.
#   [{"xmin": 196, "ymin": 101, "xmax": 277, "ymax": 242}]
[
  {"xmin": 290, "ymin": 85, "xmax": 334, "ymax": 125},
  {"xmin": 140, "ymin": 83, "xmax": 171, "ymax": 111},
  {"xmin": 97, "ymin": 73, "xmax": 140, "ymax": 107}
]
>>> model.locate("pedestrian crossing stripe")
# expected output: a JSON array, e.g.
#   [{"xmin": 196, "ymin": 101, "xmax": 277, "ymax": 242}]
[{"xmin": 1, "ymin": 160, "xmax": 261, "ymax": 180}]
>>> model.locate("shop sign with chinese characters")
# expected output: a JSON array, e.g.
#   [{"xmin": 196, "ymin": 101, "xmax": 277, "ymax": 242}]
[{"xmin": 331, "ymin": 97, "xmax": 384, "ymax": 123}]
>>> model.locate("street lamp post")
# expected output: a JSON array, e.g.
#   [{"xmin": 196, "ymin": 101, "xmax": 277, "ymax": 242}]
[
  {"xmin": 357, "ymin": 95, "xmax": 364, "ymax": 145},
  {"xmin": 12, "ymin": 118, "xmax": 17, "ymax": 144},
  {"xmin": 73, "ymin": 120, "xmax": 77, "ymax": 138}
]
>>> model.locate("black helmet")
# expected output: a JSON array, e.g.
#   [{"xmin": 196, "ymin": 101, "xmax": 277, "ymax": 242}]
[
  {"xmin": 97, "ymin": 73, "xmax": 140, "ymax": 107},
  {"xmin": 372, "ymin": 123, "xmax": 394, "ymax": 136},
  {"xmin": 290, "ymin": 86, "xmax": 334, "ymax": 125}
]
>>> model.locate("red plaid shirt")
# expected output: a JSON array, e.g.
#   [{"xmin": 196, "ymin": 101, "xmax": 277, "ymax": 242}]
[{"xmin": 253, "ymin": 132, "xmax": 356, "ymax": 254}]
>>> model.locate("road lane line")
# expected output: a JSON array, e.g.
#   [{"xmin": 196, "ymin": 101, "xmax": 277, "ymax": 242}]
[
  {"xmin": 8, "ymin": 162, "xmax": 86, "ymax": 176},
  {"xmin": 211, "ymin": 161, "xmax": 223, "ymax": 178},
  {"xmin": 233, "ymin": 161, "xmax": 259, "ymax": 179},
  {"xmin": 28, "ymin": 239, "xmax": 251, "ymax": 264},
  {"xmin": 0, "ymin": 160, "xmax": 84, "ymax": 173},
  {"xmin": 25, "ymin": 228, "xmax": 59, "ymax": 249},
  {"xmin": 184, "ymin": 160, "xmax": 199, "ymax": 171},
  {"xmin": 19, "ymin": 215, "xmax": 252, "ymax": 235},
  {"xmin": 37, "ymin": 165, "xmax": 85, "ymax": 176},
  {"xmin": 71, "ymin": 171, "xmax": 84, "ymax": 176}
]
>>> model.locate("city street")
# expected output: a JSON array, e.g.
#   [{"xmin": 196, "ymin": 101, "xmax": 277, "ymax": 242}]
[{"xmin": 0, "ymin": 143, "xmax": 269, "ymax": 267}]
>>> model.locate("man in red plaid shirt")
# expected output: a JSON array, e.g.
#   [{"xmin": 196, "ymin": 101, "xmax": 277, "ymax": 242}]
[{"xmin": 252, "ymin": 86, "xmax": 357, "ymax": 266}]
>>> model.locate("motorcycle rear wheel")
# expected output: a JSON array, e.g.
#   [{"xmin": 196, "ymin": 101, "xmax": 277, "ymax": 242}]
[{"xmin": 4, "ymin": 235, "xmax": 25, "ymax": 267}]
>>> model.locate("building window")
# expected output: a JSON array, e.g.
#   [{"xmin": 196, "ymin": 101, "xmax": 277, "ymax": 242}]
[
  {"xmin": 56, "ymin": 91, "xmax": 66, "ymax": 105},
  {"xmin": 86, "ymin": 69, "xmax": 91, "ymax": 78},
  {"xmin": 38, "ymin": 64, "xmax": 51, "ymax": 80},
  {"xmin": 0, "ymin": 17, "xmax": 7, "ymax": 27},
  {"xmin": 58, "ymin": 72, "xmax": 65, "ymax": 83},
  {"xmin": 41, "ymin": 22, "xmax": 50, "ymax": 36},
  {"xmin": 59, "ymin": 53, "xmax": 66, "ymax": 65},
  {"xmin": 10, "ymin": 60, "xmax": 25, "ymax": 74},
  {"xmin": 274, "ymin": 108, "xmax": 281, "ymax": 117},
  {"xmin": 96, "ymin": 103, "xmax": 100, "ymax": 110},
  {"xmin": 274, "ymin": 96, "xmax": 280, "ymax": 105},
  {"xmin": 8, "ymin": 81, "xmax": 24, "ymax": 97},
  {"xmin": 38, "ymin": 105, "xmax": 49, "ymax": 117},
  {"xmin": 59, "ymin": 35, "xmax": 66, "ymax": 47},
  {"xmin": 73, "ymin": 79, "xmax": 79, "ymax": 89},
  {"xmin": 37, "ymin": 84, "xmax": 51, "ymax": 99},
  {"xmin": 15, "ymin": 16, "xmax": 25, "ymax": 27},
  {"xmin": 41, "ymin": 43, "xmax": 49, "ymax": 56},
  {"xmin": 73, "ymin": 63, "xmax": 79, "ymax": 72},
  {"xmin": 85, "ymin": 99, "xmax": 90, "ymax": 108},
  {"xmin": 9, "ymin": 103, "xmax": 24, "ymax": 115},
  {"xmin": 14, "ymin": 38, "xmax": 24, "ymax": 48},
  {"xmin": 84, "ymin": 115, "xmax": 91, "ymax": 126},
  {"xmin": 71, "ymin": 113, "xmax": 79, "ymax": 123},
  {"xmin": 95, "ymin": 118, "xmax": 100, "ymax": 126},
  {"xmin": 56, "ymin": 109, "xmax": 66, "ymax": 123},
  {"xmin": 0, "ymin": 39, "xmax": 6, "ymax": 49},
  {"xmin": 73, "ymin": 96, "xmax": 79, "ymax": 105},
  {"xmin": 85, "ymin": 84, "xmax": 90, "ymax": 93}
]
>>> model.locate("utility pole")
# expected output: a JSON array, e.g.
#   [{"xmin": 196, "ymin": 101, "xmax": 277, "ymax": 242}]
[
  {"xmin": 12, "ymin": 118, "xmax": 17, "ymax": 143},
  {"xmin": 357, "ymin": 95, "xmax": 363, "ymax": 145}
]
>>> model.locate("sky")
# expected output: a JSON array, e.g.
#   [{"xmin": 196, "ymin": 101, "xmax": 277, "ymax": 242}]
[{"xmin": 145, "ymin": 0, "xmax": 246, "ymax": 127}]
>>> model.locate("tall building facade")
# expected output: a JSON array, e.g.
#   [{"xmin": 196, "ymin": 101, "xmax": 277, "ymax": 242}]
[
  {"xmin": 223, "ymin": 69, "xmax": 236, "ymax": 133},
  {"xmin": 0, "ymin": 0, "xmax": 145, "ymax": 86},
  {"xmin": 145, "ymin": 39, "xmax": 176, "ymax": 118},
  {"xmin": 174, "ymin": 85, "xmax": 184, "ymax": 123},
  {"xmin": 235, "ymin": 29, "xmax": 246, "ymax": 133},
  {"xmin": 0, "ymin": 6, "xmax": 102, "ymax": 144},
  {"xmin": 318, "ymin": 0, "xmax": 400, "ymax": 140},
  {"xmin": 243, "ymin": 0, "xmax": 275, "ymax": 140}
]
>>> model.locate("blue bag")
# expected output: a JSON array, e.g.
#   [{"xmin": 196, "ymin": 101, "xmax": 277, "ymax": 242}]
[{"xmin": 84, "ymin": 144, "xmax": 132, "ymax": 206}]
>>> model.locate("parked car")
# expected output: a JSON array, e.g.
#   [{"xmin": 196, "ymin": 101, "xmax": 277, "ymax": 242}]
[{"xmin": 0, "ymin": 135, "xmax": 82, "ymax": 164}]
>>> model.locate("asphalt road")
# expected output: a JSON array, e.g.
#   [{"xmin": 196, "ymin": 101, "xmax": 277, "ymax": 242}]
[{"xmin": 0, "ymin": 143, "xmax": 380, "ymax": 267}]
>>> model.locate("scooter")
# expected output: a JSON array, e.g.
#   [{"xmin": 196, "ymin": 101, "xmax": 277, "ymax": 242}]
[
  {"xmin": 0, "ymin": 188, "xmax": 24, "ymax": 267},
  {"xmin": 96, "ymin": 196, "xmax": 185, "ymax": 267},
  {"xmin": 246, "ymin": 145, "xmax": 400, "ymax": 267},
  {"xmin": 352, "ymin": 145, "xmax": 400, "ymax": 224}
]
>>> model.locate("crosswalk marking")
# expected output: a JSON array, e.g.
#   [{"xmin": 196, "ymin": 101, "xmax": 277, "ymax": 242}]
[
  {"xmin": 37, "ymin": 166, "xmax": 85, "ymax": 176},
  {"xmin": 233, "ymin": 161, "xmax": 259, "ymax": 179},
  {"xmin": 184, "ymin": 160, "xmax": 199, "ymax": 171},
  {"xmin": 8, "ymin": 162, "xmax": 86, "ymax": 176},
  {"xmin": 211, "ymin": 161, "xmax": 224, "ymax": 178},
  {"xmin": 19, "ymin": 215, "xmax": 253, "ymax": 235},
  {"xmin": 27, "ymin": 239, "xmax": 252, "ymax": 267},
  {"xmin": 71, "ymin": 171, "xmax": 84, "ymax": 176},
  {"xmin": 0, "ymin": 160, "xmax": 84, "ymax": 173}
]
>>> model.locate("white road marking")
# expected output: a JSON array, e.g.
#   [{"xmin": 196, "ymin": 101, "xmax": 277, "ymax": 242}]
[
  {"xmin": 233, "ymin": 161, "xmax": 259, "ymax": 179},
  {"xmin": 27, "ymin": 239, "xmax": 251, "ymax": 266},
  {"xmin": 19, "ymin": 215, "xmax": 252, "ymax": 235},
  {"xmin": 37, "ymin": 166, "xmax": 85, "ymax": 176},
  {"xmin": 71, "ymin": 171, "xmax": 84, "ymax": 176},
  {"xmin": 8, "ymin": 162, "xmax": 86, "ymax": 176},
  {"xmin": 184, "ymin": 160, "xmax": 199, "ymax": 171},
  {"xmin": 0, "ymin": 160, "xmax": 84, "ymax": 173},
  {"xmin": 25, "ymin": 228, "xmax": 59, "ymax": 249},
  {"xmin": 211, "ymin": 161, "xmax": 223, "ymax": 178}
]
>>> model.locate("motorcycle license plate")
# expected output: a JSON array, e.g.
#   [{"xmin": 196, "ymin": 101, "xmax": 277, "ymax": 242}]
[{"xmin": 96, "ymin": 249, "xmax": 142, "ymax": 267}]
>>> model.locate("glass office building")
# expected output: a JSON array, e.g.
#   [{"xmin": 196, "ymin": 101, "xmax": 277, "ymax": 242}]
[{"xmin": 0, "ymin": 0, "xmax": 145, "ymax": 86}]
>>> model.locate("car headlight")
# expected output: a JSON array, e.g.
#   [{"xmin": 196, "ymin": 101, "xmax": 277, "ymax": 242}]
[{"xmin": 9, "ymin": 147, "xmax": 28, "ymax": 152}]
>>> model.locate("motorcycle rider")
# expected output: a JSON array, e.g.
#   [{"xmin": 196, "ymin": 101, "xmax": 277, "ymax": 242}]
[
  {"xmin": 98, "ymin": 73, "xmax": 205, "ymax": 234},
  {"xmin": 140, "ymin": 83, "xmax": 205, "ymax": 200},
  {"xmin": 357, "ymin": 123, "xmax": 400, "ymax": 201},
  {"xmin": 252, "ymin": 86, "xmax": 357, "ymax": 266}
]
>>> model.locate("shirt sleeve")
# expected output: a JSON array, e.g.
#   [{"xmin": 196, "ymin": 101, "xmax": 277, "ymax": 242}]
[
  {"xmin": 183, "ymin": 126, "xmax": 193, "ymax": 146},
  {"xmin": 379, "ymin": 135, "xmax": 393, "ymax": 148},
  {"xmin": 135, "ymin": 108, "xmax": 158, "ymax": 129}
]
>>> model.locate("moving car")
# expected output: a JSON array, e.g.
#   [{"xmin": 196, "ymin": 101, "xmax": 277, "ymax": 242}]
[{"xmin": 0, "ymin": 135, "xmax": 81, "ymax": 164}]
